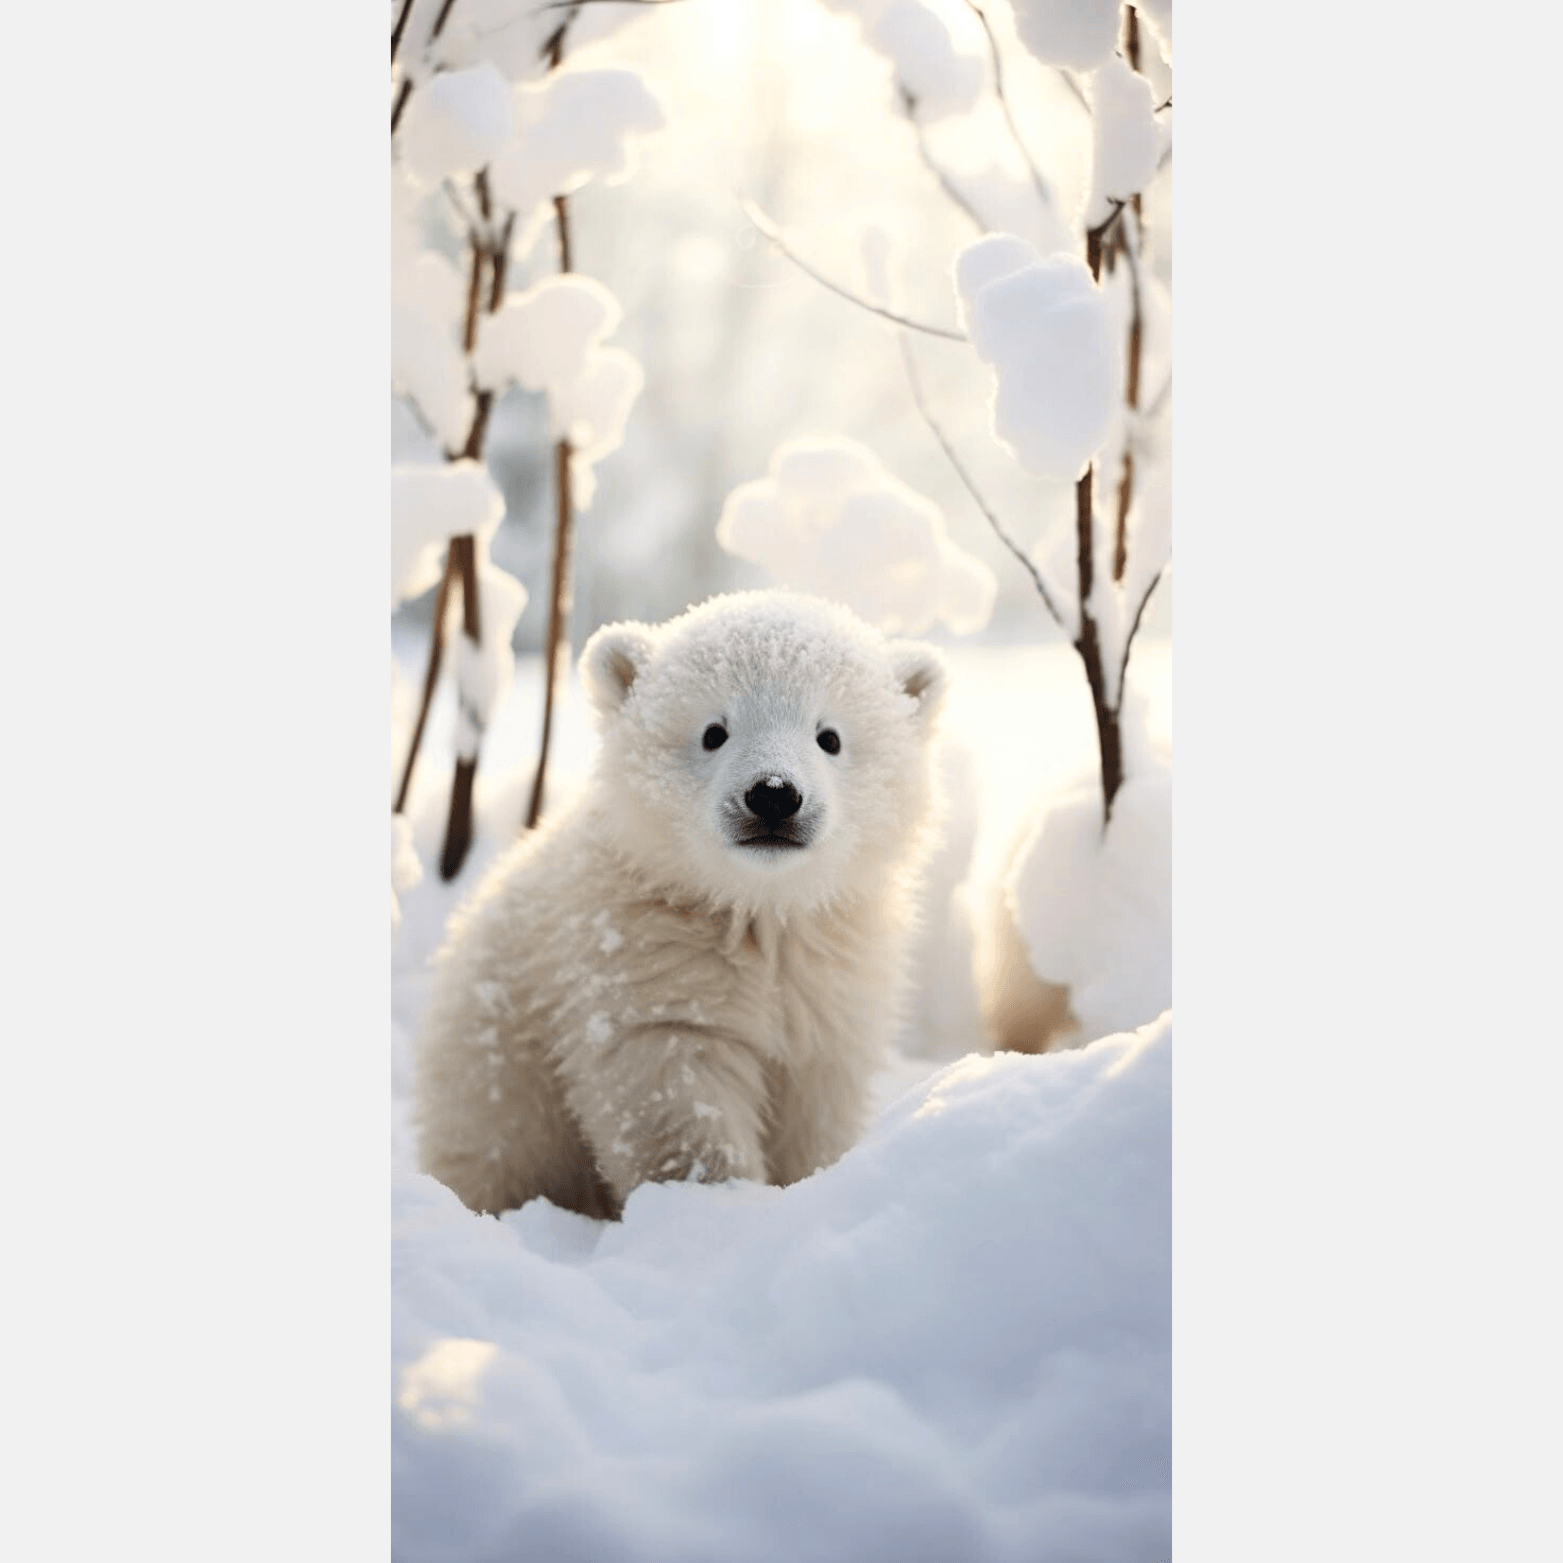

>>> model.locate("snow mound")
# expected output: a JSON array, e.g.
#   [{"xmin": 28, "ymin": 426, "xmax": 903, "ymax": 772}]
[
  {"xmin": 717, "ymin": 437, "xmax": 996, "ymax": 636},
  {"xmin": 1007, "ymin": 762, "xmax": 1171, "ymax": 1042},
  {"xmin": 489, "ymin": 67, "xmax": 665, "ymax": 240},
  {"xmin": 1010, "ymin": 0, "xmax": 1125, "ymax": 72},
  {"xmin": 393, "ymin": 1015, "xmax": 1171, "ymax": 1563},
  {"xmin": 819, "ymin": 0, "xmax": 984, "ymax": 120},
  {"xmin": 956, "ymin": 236, "xmax": 1121, "ymax": 483}
]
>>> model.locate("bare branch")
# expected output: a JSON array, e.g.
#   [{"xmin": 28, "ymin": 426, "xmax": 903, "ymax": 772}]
[
  {"xmin": 897, "ymin": 333, "xmax": 1063, "ymax": 630},
  {"xmin": 1056, "ymin": 69, "xmax": 1090, "ymax": 112},
  {"xmin": 1115, "ymin": 564, "xmax": 1166, "ymax": 712},
  {"xmin": 900, "ymin": 89, "xmax": 986, "ymax": 233},
  {"xmin": 740, "ymin": 199, "xmax": 966, "ymax": 341},
  {"xmin": 395, "ymin": 389, "xmax": 438, "ymax": 440},
  {"xmin": 964, "ymin": 2, "xmax": 1054, "ymax": 212},
  {"xmin": 391, "ymin": 76, "xmax": 413, "ymax": 133},
  {"xmin": 391, "ymin": 0, "xmax": 415, "ymax": 64}
]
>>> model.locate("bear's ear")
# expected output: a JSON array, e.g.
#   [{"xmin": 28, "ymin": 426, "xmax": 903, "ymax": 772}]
[
  {"xmin": 889, "ymin": 641, "xmax": 948, "ymax": 729},
  {"xmin": 581, "ymin": 621, "xmax": 655, "ymax": 718}
]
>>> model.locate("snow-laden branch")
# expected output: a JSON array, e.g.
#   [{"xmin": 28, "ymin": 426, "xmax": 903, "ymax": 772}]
[{"xmin": 896, "ymin": 331, "xmax": 1065, "ymax": 631}]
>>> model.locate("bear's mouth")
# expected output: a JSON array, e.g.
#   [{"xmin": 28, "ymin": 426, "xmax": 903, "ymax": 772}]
[{"xmin": 735, "ymin": 831, "xmax": 808, "ymax": 851}]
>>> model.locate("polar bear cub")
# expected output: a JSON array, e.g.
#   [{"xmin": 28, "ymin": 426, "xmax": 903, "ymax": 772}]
[{"xmin": 414, "ymin": 590, "xmax": 948, "ymax": 1219}]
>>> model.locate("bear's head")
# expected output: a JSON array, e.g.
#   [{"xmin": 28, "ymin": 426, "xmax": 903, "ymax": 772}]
[{"xmin": 580, "ymin": 591, "xmax": 948, "ymax": 915}]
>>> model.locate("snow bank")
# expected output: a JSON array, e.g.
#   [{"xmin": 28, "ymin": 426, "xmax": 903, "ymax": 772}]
[
  {"xmin": 393, "ymin": 1015, "xmax": 1171, "ymax": 1563},
  {"xmin": 1007, "ymin": 760, "xmax": 1171, "ymax": 1043},
  {"xmin": 956, "ymin": 236, "xmax": 1121, "ymax": 483},
  {"xmin": 717, "ymin": 437, "xmax": 995, "ymax": 636},
  {"xmin": 489, "ymin": 67, "xmax": 665, "ymax": 241},
  {"xmin": 1010, "ymin": 0, "xmax": 1125, "ymax": 72}
]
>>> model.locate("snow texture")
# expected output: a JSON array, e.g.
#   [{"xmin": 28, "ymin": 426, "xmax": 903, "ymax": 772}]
[
  {"xmin": 397, "ymin": 62, "xmax": 516, "ymax": 187},
  {"xmin": 392, "ymin": 814, "xmax": 423, "ymax": 933},
  {"xmin": 488, "ymin": 68, "xmax": 665, "ymax": 242},
  {"xmin": 393, "ymin": 1015, "xmax": 1171, "ymax": 1563},
  {"xmin": 1010, "ymin": 0, "xmax": 1124, "ymax": 72},
  {"xmin": 1137, "ymin": 0, "xmax": 1172, "ymax": 58},
  {"xmin": 818, "ymin": 0, "xmax": 984, "ymax": 121},
  {"xmin": 392, "ymin": 299, "xmax": 471, "ymax": 455},
  {"xmin": 473, "ymin": 276, "xmax": 643, "ymax": 510},
  {"xmin": 391, "ymin": 460, "xmax": 505, "ymax": 609},
  {"xmin": 717, "ymin": 438, "xmax": 996, "ymax": 636},
  {"xmin": 451, "ymin": 561, "xmax": 529, "ymax": 761},
  {"xmin": 1085, "ymin": 55, "xmax": 1161, "ymax": 227},
  {"xmin": 956, "ymin": 236, "xmax": 1121, "ymax": 483},
  {"xmin": 473, "ymin": 275, "xmax": 620, "ymax": 395},
  {"xmin": 1006, "ymin": 761, "xmax": 1171, "ymax": 1043}
]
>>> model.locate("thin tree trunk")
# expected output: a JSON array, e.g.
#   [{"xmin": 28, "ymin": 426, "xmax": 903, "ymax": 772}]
[{"xmin": 523, "ymin": 191, "xmax": 576, "ymax": 832}]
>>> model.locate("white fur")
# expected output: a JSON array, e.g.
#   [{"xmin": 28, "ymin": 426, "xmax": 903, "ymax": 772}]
[{"xmin": 415, "ymin": 591, "xmax": 948, "ymax": 1218}]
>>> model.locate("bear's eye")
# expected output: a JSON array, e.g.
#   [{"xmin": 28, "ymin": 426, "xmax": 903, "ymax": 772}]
[
  {"xmin": 817, "ymin": 728, "xmax": 841, "ymax": 756},
  {"xmin": 702, "ymin": 723, "xmax": 728, "ymax": 751}
]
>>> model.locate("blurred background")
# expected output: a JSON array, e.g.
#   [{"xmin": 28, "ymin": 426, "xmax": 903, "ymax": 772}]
[{"xmin": 391, "ymin": 0, "xmax": 1172, "ymax": 664}]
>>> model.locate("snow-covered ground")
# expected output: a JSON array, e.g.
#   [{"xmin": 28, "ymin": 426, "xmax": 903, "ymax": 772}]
[{"xmin": 392, "ymin": 634, "xmax": 1171, "ymax": 1561}]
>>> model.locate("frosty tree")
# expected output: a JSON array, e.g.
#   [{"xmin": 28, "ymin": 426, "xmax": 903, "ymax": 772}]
[
  {"xmin": 737, "ymin": 0, "xmax": 1171, "ymax": 830},
  {"xmin": 390, "ymin": 0, "xmax": 663, "ymax": 877}
]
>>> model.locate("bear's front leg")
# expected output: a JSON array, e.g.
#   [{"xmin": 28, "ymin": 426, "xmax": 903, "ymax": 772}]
[{"xmin": 555, "ymin": 1025, "xmax": 769, "ymax": 1206}]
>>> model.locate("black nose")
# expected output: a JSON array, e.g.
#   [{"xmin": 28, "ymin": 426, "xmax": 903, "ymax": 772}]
[{"xmin": 745, "ymin": 777, "xmax": 802, "ymax": 823}]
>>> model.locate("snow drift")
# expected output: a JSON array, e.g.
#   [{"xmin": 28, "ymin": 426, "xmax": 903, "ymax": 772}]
[{"xmin": 393, "ymin": 1015, "xmax": 1172, "ymax": 1563}]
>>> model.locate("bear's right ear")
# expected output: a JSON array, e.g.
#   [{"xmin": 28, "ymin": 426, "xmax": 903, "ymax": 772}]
[{"xmin": 580, "ymin": 621, "xmax": 655, "ymax": 718}]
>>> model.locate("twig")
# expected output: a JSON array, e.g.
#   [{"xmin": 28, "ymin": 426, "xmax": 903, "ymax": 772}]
[
  {"xmin": 391, "ymin": 0, "xmax": 415, "ymax": 63},
  {"xmin": 1085, "ymin": 199, "xmax": 1125, "ymax": 278},
  {"xmin": 1056, "ymin": 70, "xmax": 1090, "ymax": 112},
  {"xmin": 900, "ymin": 88, "xmax": 986, "ymax": 233},
  {"xmin": 1115, "ymin": 564, "xmax": 1165, "ymax": 711},
  {"xmin": 897, "ymin": 332, "xmax": 1063, "ymax": 630},
  {"xmin": 1073, "ymin": 466, "xmax": 1122, "ymax": 825},
  {"xmin": 396, "ymin": 389, "xmax": 438, "ymax": 441},
  {"xmin": 740, "ymin": 199, "xmax": 966, "ymax": 341},
  {"xmin": 964, "ymin": 2, "xmax": 1054, "ymax": 211},
  {"xmin": 392, "ymin": 78, "xmax": 413, "ymax": 133},
  {"xmin": 394, "ymin": 554, "xmax": 455, "ymax": 815}
]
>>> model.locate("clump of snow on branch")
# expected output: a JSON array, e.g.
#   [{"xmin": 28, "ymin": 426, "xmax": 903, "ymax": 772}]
[
  {"xmin": 391, "ymin": 247, "xmax": 473, "ymax": 451},
  {"xmin": 1006, "ymin": 759, "xmax": 1171, "ymax": 1042},
  {"xmin": 489, "ymin": 68, "xmax": 665, "ymax": 245},
  {"xmin": 818, "ymin": 0, "xmax": 984, "ymax": 120},
  {"xmin": 956, "ymin": 236, "xmax": 1121, "ymax": 482},
  {"xmin": 398, "ymin": 62, "xmax": 516, "ymax": 186},
  {"xmin": 393, "ymin": 1016, "xmax": 1171, "ymax": 1563},
  {"xmin": 451, "ymin": 562, "xmax": 529, "ymax": 761},
  {"xmin": 391, "ymin": 460, "xmax": 505, "ymax": 608},
  {"xmin": 392, "ymin": 815, "xmax": 423, "ymax": 933},
  {"xmin": 1085, "ymin": 55, "xmax": 1161, "ymax": 227},
  {"xmin": 1010, "ymin": 0, "xmax": 1125, "ymax": 72},
  {"xmin": 473, "ymin": 275, "xmax": 643, "ymax": 509},
  {"xmin": 717, "ymin": 439, "xmax": 996, "ymax": 635}
]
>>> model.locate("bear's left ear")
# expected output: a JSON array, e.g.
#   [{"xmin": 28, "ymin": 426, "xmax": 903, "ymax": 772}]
[
  {"xmin": 581, "ymin": 621, "xmax": 655, "ymax": 718},
  {"xmin": 889, "ymin": 641, "xmax": 948, "ymax": 729}
]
